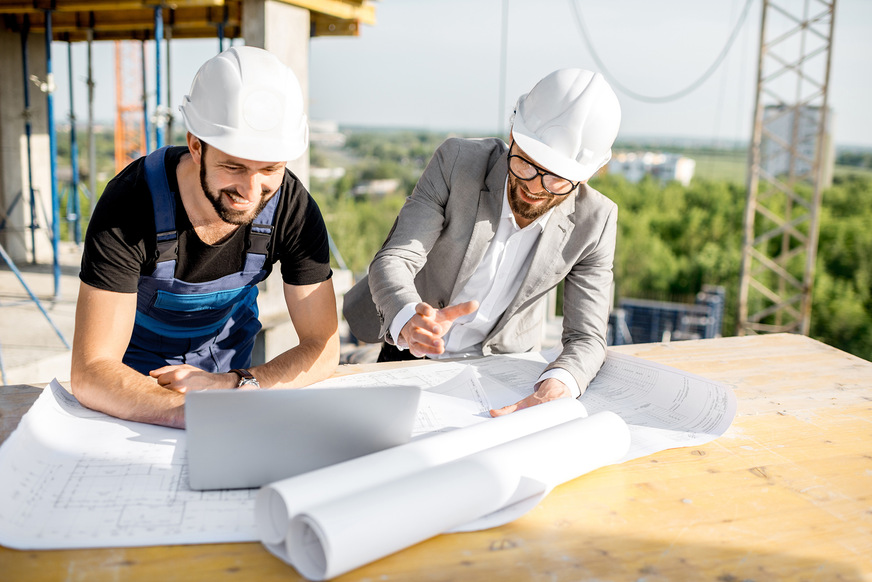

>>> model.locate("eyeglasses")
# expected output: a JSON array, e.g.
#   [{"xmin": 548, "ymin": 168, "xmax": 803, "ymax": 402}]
[{"xmin": 507, "ymin": 142, "xmax": 579, "ymax": 196}]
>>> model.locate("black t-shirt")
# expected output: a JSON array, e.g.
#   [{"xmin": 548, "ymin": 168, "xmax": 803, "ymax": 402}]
[{"xmin": 80, "ymin": 146, "xmax": 332, "ymax": 293}]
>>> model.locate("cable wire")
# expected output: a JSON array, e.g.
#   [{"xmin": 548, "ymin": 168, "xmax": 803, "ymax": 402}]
[{"xmin": 568, "ymin": 0, "xmax": 756, "ymax": 103}]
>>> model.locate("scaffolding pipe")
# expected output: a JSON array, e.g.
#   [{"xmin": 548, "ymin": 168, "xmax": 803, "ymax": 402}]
[
  {"xmin": 20, "ymin": 19, "xmax": 39, "ymax": 264},
  {"xmin": 44, "ymin": 10, "xmax": 61, "ymax": 298},
  {"xmin": 154, "ymin": 6, "xmax": 164, "ymax": 149},
  {"xmin": 165, "ymin": 24, "xmax": 174, "ymax": 143},
  {"xmin": 141, "ymin": 41, "xmax": 151, "ymax": 153},
  {"xmin": 87, "ymin": 28, "xmax": 97, "ymax": 218},
  {"xmin": 67, "ymin": 41, "xmax": 82, "ymax": 244}
]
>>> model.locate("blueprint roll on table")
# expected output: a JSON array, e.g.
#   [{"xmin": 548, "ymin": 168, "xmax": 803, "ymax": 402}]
[
  {"xmin": 255, "ymin": 402, "xmax": 631, "ymax": 581},
  {"xmin": 255, "ymin": 397, "xmax": 589, "ymax": 548}
]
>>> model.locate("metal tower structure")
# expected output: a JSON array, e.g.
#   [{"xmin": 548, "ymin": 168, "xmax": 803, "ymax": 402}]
[
  {"xmin": 114, "ymin": 40, "xmax": 147, "ymax": 174},
  {"xmin": 737, "ymin": 0, "xmax": 837, "ymax": 336}
]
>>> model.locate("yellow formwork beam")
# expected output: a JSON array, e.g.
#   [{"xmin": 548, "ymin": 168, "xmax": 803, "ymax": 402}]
[
  {"xmin": 278, "ymin": 0, "xmax": 375, "ymax": 25},
  {"xmin": 0, "ymin": 0, "xmax": 223, "ymax": 14}
]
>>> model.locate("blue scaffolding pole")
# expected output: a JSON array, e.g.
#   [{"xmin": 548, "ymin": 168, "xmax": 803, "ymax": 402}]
[
  {"xmin": 86, "ymin": 28, "xmax": 97, "ymax": 223},
  {"xmin": 65, "ymin": 40, "xmax": 85, "ymax": 244},
  {"xmin": 165, "ymin": 25, "xmax": 174, "ymax": 144},
  {"xmin": 0, "ymin": 14, "xmax": 74, "ymax": 384},
  {"xmin": 44, "ymin": 10, "xmax": 61, "ymax": 299},
  {"xmin": 154, "ymin": 6, "xmax": 165, "ymax": 149}
]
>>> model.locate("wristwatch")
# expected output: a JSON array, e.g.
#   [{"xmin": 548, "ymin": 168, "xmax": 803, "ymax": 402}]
[{"xmin": 229, "ymin": 368, "xmax": 260, "ymax": 389}]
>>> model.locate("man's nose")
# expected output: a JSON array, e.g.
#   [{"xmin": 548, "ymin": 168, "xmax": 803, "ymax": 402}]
[
  {"xmin": 239, "ymin": 172, "xmax": 265, "ymax": 198},
  {"xmin": 527, "ymin": 174, "xmax": 548, "ymax": 194}
]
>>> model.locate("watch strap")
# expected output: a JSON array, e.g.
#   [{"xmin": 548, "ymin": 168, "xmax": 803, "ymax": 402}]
[{"xmin": 229, "ymin": 368, "xmax": 259, "ymax": 389}]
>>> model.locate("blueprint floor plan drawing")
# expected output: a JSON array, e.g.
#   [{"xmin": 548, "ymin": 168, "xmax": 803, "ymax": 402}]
[{"xmin": 0, "ymin": 381, "xmax": 258, "ymax": 549}]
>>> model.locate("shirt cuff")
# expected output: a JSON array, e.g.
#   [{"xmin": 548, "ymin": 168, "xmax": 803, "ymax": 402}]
[
  {"xmin": 537, "ymin": 367, "xmax": 582, "ymax": 399},
  {"xmin": 389, "ymin": 303, "xmax": 419, "ymax": 348}
]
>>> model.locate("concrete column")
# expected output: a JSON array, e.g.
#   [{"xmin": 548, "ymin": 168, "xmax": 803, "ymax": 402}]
[
  {"xmin": 0, "ymin": 28, "xmax": 52, "ymax": 264},
  {"xmin": 242, "ymin": 0, "xmax": 309, "ymax": 187},
  {"xmin": 242, "ymin": 1, "xmax": 312, "ymax": 365}
]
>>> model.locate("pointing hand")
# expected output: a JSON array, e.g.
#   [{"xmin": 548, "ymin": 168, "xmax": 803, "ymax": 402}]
[{"xmin": 399, "ymin": 300, "xmax": 479, "ymax": 357}]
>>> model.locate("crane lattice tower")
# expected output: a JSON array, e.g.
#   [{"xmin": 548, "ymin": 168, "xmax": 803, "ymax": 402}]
[
  {"xmin": 737, "ymin": 0, "xmax": 837, "ymax": 336},
  {"xmin": 114, "ymin": 40, "xmax": 146, "ymax": 174}
]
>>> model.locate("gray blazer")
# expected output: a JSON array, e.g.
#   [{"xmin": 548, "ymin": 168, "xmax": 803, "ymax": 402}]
[{"xmin": 343, "ymin": 137, "xmax": 617, "ymax": 392}]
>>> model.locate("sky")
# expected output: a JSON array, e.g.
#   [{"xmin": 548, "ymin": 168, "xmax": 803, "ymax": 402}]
[{"xmin": 50, "ymin": 0, "xmax": 872, "ymax": 148}]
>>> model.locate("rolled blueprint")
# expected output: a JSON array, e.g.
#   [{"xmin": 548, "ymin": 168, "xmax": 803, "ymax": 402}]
[
  {"xmin": 285, "ymin": 411, "xmax": 630, "ymax": 581},
  {"xmin": 256, "ymin": 397, "xmax": 588, "ymax": 549}
]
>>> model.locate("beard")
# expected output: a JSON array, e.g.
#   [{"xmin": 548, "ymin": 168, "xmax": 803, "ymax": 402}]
[
  {"xmin": 199, "ymin": 161, "xmax": 272, "ymax": 226},
  {"xmin": 506, "ymin": 174, "xmax": 568, "ymax": 223}
]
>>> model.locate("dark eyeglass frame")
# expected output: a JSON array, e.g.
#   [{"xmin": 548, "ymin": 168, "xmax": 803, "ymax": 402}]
[{"xmin": 507, "ymin": 141, "xmax": 580, "ymax": 196}]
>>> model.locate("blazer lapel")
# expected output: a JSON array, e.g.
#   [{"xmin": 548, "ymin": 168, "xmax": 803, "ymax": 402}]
[
  {"xmin": 451, "ymin": 155, "xmax": 507, "ymax": 299},
  {"xmin": 494, "ymin": 192, "xmax": 577, "ymax": 328}
]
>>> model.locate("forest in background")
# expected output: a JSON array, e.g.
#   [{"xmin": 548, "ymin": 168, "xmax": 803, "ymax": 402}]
[
  {"xmin": 53, "ymin": 127, "xmax": 872, "ymax": 362},
  {"xmin": 310, "ymin": 130, "xmax": 872, "ymax": 362}
]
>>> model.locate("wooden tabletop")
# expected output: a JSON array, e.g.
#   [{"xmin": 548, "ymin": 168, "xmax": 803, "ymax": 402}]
[{"xmin": 1, "ymin": 333, "xmax": 870, "ymax": 581}]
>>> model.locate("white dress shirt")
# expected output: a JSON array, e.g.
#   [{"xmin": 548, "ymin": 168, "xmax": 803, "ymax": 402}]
[{"xmin": 389, "ymin": 179, "xmax": 581, "ymax": 398}]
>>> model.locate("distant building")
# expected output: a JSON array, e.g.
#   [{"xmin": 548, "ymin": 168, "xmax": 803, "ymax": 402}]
[
  {"xmin": 352, "ymin": 179, "xmax": 401, "ymax": 197},
  {"xmin": 309, "ymin": 119, "xmax": 347, "ymax": 148},
  {"xmin": 609, "ymin": 151, "xmax": 696, "ymax": 186},
  {"xmin": 310, "ymin": 167, "xmax": 346, "ymax": 180},
  {"xmin": 761, "ymin": 104, "xmax": 834, "ymax": 188}
]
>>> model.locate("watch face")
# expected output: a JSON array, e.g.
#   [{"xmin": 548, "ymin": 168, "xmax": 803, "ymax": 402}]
[{"xmin": 231, "ymin": 369, "xmax": 257, "ymax": 388}]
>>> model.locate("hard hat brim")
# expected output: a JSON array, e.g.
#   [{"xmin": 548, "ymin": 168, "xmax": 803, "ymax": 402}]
[
  {"xmin": 188, "ymin": 128, "xmax": 309, "ymax": 164},
  {"xmin": 511, "ymin": 125, "xmax": 600, "ymax": 183},
  {"xmin": 181, "ymin": 109, "xmax": 309, "ymax": 164}
]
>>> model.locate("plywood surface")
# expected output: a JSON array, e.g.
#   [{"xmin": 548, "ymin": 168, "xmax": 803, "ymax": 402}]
[{"xmin": 1, "ymin": 334, "xmax": 870, "ymax": 581}]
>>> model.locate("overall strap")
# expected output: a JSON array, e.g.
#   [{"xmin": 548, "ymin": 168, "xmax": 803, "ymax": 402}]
[
  {"xmin": 143, "ymin": 146, "xmax": 179, "ymax": 269},
  {"xmin": 243, "ymin": 186, "xmax": 281, "ymax": 273}
]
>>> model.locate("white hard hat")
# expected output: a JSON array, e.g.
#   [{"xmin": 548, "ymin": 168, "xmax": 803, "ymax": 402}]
[
  {"xmin": 511, "ymin": 69, "xmax": 621, "ymax": 182},
  {"xmin": 179, "ymin": 46, "xmax": 308, "ymax": 163}
]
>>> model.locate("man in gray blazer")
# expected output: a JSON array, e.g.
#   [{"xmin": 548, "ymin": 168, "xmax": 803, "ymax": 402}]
[{"xmin": 343, "ymin": 69, "xmax": 621, "ymax": 415}]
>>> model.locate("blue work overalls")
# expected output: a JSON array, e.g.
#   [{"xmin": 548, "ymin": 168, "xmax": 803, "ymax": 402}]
[{"xmin": 122, "ymin": 146, "xmax": 279, "ymax": 374}]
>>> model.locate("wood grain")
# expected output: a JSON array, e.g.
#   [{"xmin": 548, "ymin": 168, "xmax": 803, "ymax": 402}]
[{"xmin": 1, "ymin": 334, "xmax": 870, "ymax": 581}]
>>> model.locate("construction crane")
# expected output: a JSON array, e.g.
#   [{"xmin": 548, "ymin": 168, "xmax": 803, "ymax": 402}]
[
  {"xmin": 114, "ymin": 40, "xmax": 147, "ymax": 174},
  {"xmin": 737, "ymin": 0, "xmax": 837, "ymax": 336}
]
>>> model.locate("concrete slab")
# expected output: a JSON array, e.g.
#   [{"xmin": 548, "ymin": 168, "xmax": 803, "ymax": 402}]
[{"xmin": 0, "ymin": 241, "xmax": 80, "ymax": 385}]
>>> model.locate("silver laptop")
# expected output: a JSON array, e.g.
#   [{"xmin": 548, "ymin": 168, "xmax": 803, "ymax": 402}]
[{"xmin": 185, "ymin": 386, "xmax": 421, "ymax": 490}]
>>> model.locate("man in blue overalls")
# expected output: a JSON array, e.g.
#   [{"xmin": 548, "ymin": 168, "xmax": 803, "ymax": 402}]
[{"xmin": 71, "ymin": 47, "xmax": 340, "ymax": 428}]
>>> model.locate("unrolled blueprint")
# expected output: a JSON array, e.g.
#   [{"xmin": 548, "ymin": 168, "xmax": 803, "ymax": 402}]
[
  {"xmin": 319, "ymin": 350, "xmax": 737, "ymax": 462},
  {"xmin": 0, "ymin": 381, "xmax": 258, "ymax": 549},
  {"xmin": 0, "ymin": 350, "xmax": 736, "ymax": 551}
]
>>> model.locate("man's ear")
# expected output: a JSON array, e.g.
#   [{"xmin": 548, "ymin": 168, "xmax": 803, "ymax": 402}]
[{"xmin": 186, "ymin": 132, "xmax": 203, "ymax": 164}]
